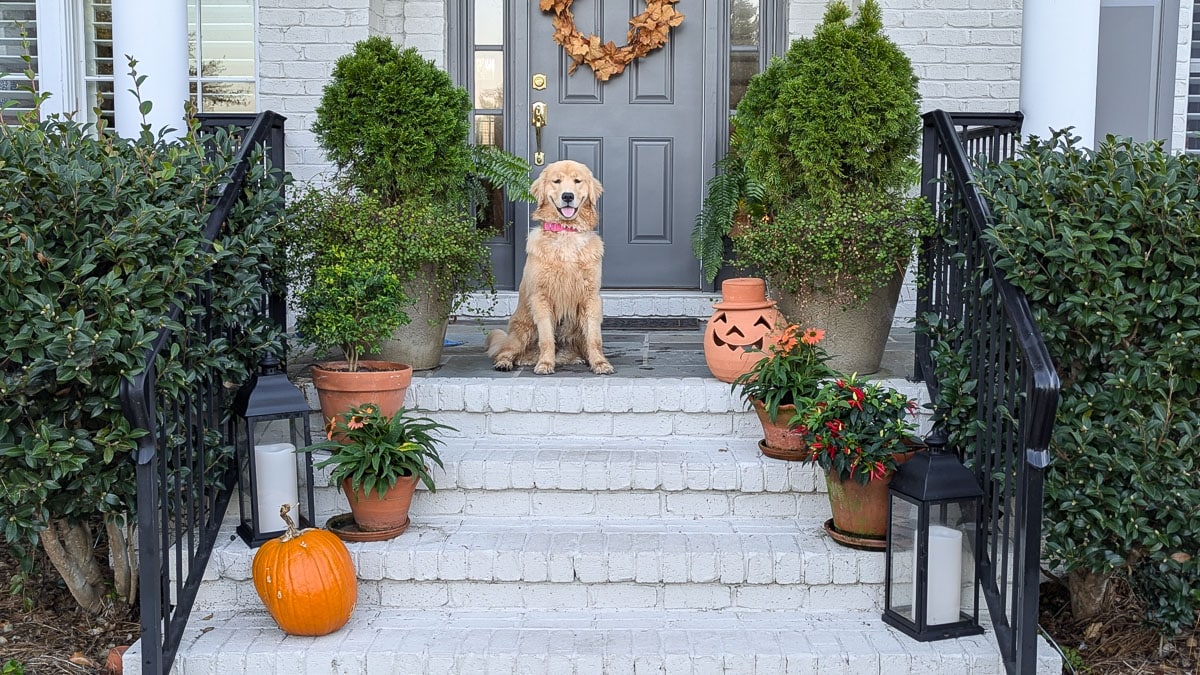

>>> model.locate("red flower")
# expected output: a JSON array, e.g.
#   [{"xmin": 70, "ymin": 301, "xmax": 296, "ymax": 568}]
[{"xmin": 824, "ymin": 419, "xmax": 844, "ymax": 435}]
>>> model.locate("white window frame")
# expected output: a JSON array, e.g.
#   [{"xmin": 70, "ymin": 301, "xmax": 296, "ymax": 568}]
[{"xmin": 29, "ymin": 0, "xmax": 259, "ymax": 122}]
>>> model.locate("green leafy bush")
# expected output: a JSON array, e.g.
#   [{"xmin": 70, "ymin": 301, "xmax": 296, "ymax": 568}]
[
  {"xmin": 313, "ymin": 36, "xmax": 473, "ymax": 207},
  {"xmin": 975, "ymin": 131, "xmax": 1200, "ymax": 634},
  {"xmin": 307, "ymin": 403, "xmax": 451, "ymax": 496},
  {"xmin": 735, "ymin": 0, "xmax": 920, "ymax": 205},
  {"xmin": 0, "ymin": 108, "xmax": 285, "ymax": 612},
  {"xmin": 284, "ymin": 188, "xmax": 494, "ymax": 362},
  {"xmin": 734, "ymin": 188, "xmax": 930, "ymax": 302}
]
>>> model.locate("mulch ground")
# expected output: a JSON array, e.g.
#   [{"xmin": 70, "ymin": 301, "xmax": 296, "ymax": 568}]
[
  {"xmin": 1039, "ymin": 576, "xmax": 1199, "ymax": 674},
  {"xmin": 1, "ymin": 546, "xmax": 1196, "ymax": 674},
  {"xmin": 0, "ymin": 548, "xmax": 138, "ymax": 675}
]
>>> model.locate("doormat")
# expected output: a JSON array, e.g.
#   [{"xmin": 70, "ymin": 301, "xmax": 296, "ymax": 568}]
[{"xmin": 601, "ymin": 317, "xmax": 702, "ymax": 331}]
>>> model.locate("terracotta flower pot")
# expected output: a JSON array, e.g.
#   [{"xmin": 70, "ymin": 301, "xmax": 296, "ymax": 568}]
[
  {"xmin": 824, "ymin": 449, "xmax": 918, "ymax": 549},
  {"xmin": 750, "ymin": 399, "xmax": 808, "ymax": 460},
  {"xmin": 342, "ymin": 474, "xmax": 417, "ymax": 533},
  {"xmin": 312, "ymin": 360, "xmax": 413, "ymax": 423},
  {"xmin": 703, "ymin": 278, "xmax": 782, "ymax": 383}
]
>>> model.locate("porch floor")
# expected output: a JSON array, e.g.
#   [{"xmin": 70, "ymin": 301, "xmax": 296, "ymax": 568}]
[{"xmin": 291, "ymin": 318, "xmax": 918, "ymax": 383}]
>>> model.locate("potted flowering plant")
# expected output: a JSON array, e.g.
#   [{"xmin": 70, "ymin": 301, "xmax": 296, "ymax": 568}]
[
  {"xmin": 307, "ymin": 403, "xmax": 451, "ymax": 539},
  {"xmin": 732, "ymin": 324, "xmax": 835, "ymax": 460},
  {"xmin": 792, "ymin": 374, "xmax": 922, "ymax": 547}
]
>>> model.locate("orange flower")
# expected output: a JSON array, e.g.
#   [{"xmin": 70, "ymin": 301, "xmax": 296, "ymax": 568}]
[
  {"xmin": 800, "ymin": 327, "xmax": 825, "ymax": 346},
  {"xmin": 324, "ymin": 418, "xmax": 336, "ymax": 440},
  {"xmin": 772, "ymin": 326, "xmax": 798, "ymax": 353},
  {"xmin": 347, "ymin": 416, "xmax": 365, "ymax": 430}
]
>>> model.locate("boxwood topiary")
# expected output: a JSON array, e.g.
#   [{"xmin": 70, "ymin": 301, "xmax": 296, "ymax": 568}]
[
  {"xmin": 696, "ymin": 0, "xmax": 929, "ymax": 303},
  {"xmin": 976, "ymin": 130, "xmax": 1200, "ymax": 635},
  {"xmin": 313, "ymin": 36, "xmax": 474, "ymax": 208}
]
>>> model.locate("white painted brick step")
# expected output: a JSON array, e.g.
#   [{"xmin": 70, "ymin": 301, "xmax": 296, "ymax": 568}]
[
  {"xmin": 140, "ymin": 608, "xmax": 1061, "ymax": 674},
  {"xmin": 308, "ymin": 439, "xmax": 832, "ymax": 521},
  {"xmin": 298, "ymin": 376, "xmax": 933, "ymax": 440},
  {"xmin": 202, "ymin": 516, "xmax": 883, "ymax": 613}
]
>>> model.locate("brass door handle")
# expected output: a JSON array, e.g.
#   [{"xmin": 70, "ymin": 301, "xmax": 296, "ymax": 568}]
[{"xmin": 532, "ymin": 102, "xmax": 547, "ymax": 166}]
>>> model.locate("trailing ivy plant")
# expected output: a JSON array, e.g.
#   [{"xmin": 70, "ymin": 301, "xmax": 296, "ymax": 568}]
[
  {"xmin": 975, "ymin": 130, "xmax": 1200, "ymax": 635},
  {"xmin": 0, "ymin": 69, "xmax": 286, "ymax": 614}
]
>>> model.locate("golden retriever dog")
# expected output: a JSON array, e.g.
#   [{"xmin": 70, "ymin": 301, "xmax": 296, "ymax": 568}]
[{"xmin": 485, "ymin": 160, "xmax": 614, "ymax": 375}]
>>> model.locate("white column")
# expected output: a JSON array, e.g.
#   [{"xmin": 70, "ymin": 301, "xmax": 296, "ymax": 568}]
[
  {"xmin": 33, "ymin": 0, "xmax": 82, "ymax": 118},
  {"xmin": 1018, "ymin": 0, "xmax": 1102, "ymax": 146},
  {"xmin": 111, "ymin": 0, "xmax": 189, "ymax": 139}
]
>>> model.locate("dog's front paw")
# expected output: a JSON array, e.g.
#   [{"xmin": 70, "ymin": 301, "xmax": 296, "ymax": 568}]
[
  {"xmin": 591, "ymin": 360, "xmax": 615, "ymax": 375},
  {"xmin": 533, "ymin": 361, "xmax": 556, "ymax": 375},
  {"xmin": 492, "ymin": 357, "xmax": 514, "ymax": 371}
]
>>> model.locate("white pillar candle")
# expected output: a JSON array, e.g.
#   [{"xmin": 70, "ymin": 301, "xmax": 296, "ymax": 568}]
[
  {"xmin": 253, "ymin": 443, "xmax": 298, "ymax": 531},
  {"xmin": 926, "ymin": 524, "xmax": 964, "ymax": 625}
]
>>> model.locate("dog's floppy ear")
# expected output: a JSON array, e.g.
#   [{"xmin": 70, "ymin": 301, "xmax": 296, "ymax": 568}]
[
  {"xmin": 530, "ymin": 169, "xmax": 549, "ymax": 206},
  {"xmin": 586, "ymin": 171, "xmax": 603, "ymax": 204}
]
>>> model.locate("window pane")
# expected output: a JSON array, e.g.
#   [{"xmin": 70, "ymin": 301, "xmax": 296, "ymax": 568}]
[
  {"xmin": 475, "ymin": 0, "xmax": 503, "ymax": 46},
  {"xmin": 201, "ymin": 81, "xmax": 255, "ymax": 113},
  {"xmin": 1, "ymin": 2, "xmax": 37, "ymax": 123},
  {"xmin": 729, "ymin": 51, "xmax": 758, "ymax": 109},
  {"xmin": 1, "ymin": 1, "xmax": 37, "ymax": 74},
  {"xmin": 86, "ymin": 79, "xmax": 115, "ymax": 127},
  {"xmin": 86, "ymin": 1, "xmax": 113, "ymax": 77},
  {"xmin": 474, "ymin": 113, "xmax": 503, "ymax": 149},
  {"xmin": 731, "ymin": 0, "xmax": 759, "ymax": 48},
  {"xmin": 474, "ymin": 51, "xmax": 503, "ymax": 109},
  {"xmin": 198, "ymin": 0, "xmax": 254, "ymax": 78}
]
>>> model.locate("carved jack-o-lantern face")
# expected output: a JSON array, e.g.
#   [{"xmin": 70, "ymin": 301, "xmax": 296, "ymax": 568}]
[{"xmin": 705, "ymin": 310, "xmax": 776, "ymax": 352}]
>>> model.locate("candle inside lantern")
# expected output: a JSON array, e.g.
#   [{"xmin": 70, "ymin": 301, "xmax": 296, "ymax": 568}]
[
  {"xmin": 253, "ymin": 443, "xmax": 298, "ymax": 531},
  {"xmin": 926, "ymin": 524, "xmax": 964, "ymax": 625}
]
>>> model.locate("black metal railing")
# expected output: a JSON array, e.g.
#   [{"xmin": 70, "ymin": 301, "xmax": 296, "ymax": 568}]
[
  {"xmin": 916, "ymin": 110, "xmax": 1061, "ymax": 675},
  {"xmin": 119, "ymin": 111, "xmax": 286, "ymax": 674}
]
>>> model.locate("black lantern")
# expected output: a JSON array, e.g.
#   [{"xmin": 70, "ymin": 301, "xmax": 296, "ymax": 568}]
[
  {"xmin": 883, "ymin": 429, "xmax": 984, "ymax": 641},
  {"xmin": 233, "ymin": 352, "xmax": 317, "ymax": 547}
]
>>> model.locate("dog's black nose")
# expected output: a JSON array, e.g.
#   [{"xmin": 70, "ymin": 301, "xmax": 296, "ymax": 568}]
[{"xmin": 561, "ymin": 192, "xmax": 574, "ymax": 204}]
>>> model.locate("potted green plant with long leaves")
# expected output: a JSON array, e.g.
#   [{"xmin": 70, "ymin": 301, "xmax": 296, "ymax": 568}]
[{"xmin": 307, "ymin": 403, "xmax": 452, "ymax": 540}]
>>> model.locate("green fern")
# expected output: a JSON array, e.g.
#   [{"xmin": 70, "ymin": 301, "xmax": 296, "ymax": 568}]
[
  {"xmin": 470, "ymin": 144, "xmax": 535, "ymax": 204},
  {"xmin": 692, "ymin": 155, "xmax": 765, "ymax": 283}
]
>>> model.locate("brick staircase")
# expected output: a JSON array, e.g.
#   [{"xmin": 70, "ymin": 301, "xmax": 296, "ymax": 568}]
[{"xmin": 126, "ymin": 293, "xmax": 1060, "ymax": 673}]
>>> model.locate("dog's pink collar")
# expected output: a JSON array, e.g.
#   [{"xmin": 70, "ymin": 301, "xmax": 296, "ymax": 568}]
[{"xmin": 543, "ymin": 222, "xmax": 576, "ymax": 233}]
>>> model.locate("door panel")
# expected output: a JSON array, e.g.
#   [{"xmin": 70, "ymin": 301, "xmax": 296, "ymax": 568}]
[{"xmin": 510, "ymin": 0, "xmax": 720, "ymax": 289}]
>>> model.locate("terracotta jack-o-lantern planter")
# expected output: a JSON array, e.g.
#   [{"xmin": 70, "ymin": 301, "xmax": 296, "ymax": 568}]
[{"xmin": 703, "ymin": 278, "xmax": 782, "ymax": 383}]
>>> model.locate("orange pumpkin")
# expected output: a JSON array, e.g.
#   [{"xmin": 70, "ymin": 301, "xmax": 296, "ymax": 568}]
[
  {"xmin": 703, "ymin": 278, "xmax": 782, "ymax": 383},
  {"xmin": 252, "ymin": 504, "xmax": 357, "ymax": 636}
]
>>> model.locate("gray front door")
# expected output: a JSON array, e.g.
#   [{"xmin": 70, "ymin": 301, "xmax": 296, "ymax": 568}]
[{"xmin": 511, "ymin": 1, "xmax": 723, "ymax": 289}]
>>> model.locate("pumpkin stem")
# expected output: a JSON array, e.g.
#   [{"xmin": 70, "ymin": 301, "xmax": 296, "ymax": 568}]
[{"xmin": 278, "ymin": 503, "xmax": 301, "ymax": 542}]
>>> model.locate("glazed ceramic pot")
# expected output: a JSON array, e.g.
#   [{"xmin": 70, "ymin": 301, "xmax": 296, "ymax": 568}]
[{"xmin": 703, "ymin": 277, "xmax": 782, "ymax": 383}]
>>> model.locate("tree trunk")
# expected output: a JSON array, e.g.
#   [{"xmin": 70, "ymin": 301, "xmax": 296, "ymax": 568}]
[
  {"xmin": 40, "ymin": 518, "xmax": 107, "ymax": 614},
  {"xmin": 106, "ymin": 514, "xmax": 138, "ymax": 606},
  {"xmin": 1068, "ymin": 568, "xmax": 1112, "ymax": 621}
]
